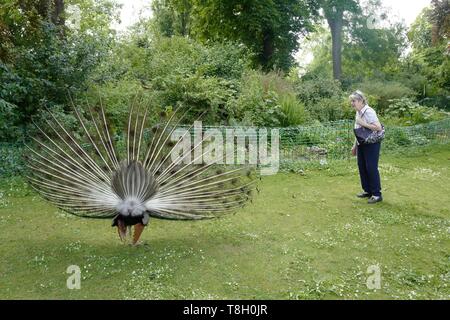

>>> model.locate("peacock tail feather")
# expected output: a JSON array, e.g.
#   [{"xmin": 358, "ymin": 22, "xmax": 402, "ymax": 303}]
[{"xmin": 25, "ymin": 99, "xmax": 259, "ymax": 221}]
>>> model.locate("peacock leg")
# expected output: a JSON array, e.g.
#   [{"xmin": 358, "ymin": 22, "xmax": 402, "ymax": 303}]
[
  {"xmin": 132, "ymin": 223, "xmax": 145, "ymax": 245},
  {"xmin": 117, "ymin": 219, "xmax": 127, "ymax": 241}
]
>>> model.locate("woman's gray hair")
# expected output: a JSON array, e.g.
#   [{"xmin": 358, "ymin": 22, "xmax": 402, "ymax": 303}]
[{"xmin": 349, "ymin": 90, "xmax": 367, "ymax": 105}]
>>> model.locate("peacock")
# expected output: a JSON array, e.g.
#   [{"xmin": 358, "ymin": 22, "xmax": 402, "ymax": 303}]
[{"xmin": 25, "ymin": 99, "xmax": 259, "ymax": 245}]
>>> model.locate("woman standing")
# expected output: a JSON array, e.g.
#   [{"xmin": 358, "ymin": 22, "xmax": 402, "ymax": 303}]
[{"xmin": 350, "ymin": 90, "xmax": 383, "ymax": 204}]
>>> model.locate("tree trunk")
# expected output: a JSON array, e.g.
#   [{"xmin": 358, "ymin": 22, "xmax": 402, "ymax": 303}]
[
  {"xmin": 179, "ymin": 0, "xmax": 191, "ymax": 36},
  {"xmin": 262, "ymin": 29, "xmax": 274, "ymax": 70},
  {"xmin": 180, "ymin": 9, "xmax": 188, "ymax": 36},
  {"xmin": 326, "ymin": 12, "xmax": 343, "ymax": 80},
  {"xmin": 52, "ymin": 0, "xmax": 65, "ymax": 26}
]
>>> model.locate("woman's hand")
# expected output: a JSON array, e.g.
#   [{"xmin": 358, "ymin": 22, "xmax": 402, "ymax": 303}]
[
  {"xmin": 356, "ymin": 117, "xmax": 367, "ymax": 128},
  {"xmin": 351, "ymin": 145, "xmax": 357, "ymax": 156}
]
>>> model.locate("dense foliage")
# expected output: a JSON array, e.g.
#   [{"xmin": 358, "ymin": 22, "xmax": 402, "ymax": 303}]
[{"xmin": 0, "ymin": 0, "xmax": 448, "ymax": 145}]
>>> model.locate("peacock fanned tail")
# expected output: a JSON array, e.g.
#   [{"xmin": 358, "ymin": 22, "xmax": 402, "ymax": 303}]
[{"xmin": 25, "ymin": 100, "xmax": 259, "ymax": 222}]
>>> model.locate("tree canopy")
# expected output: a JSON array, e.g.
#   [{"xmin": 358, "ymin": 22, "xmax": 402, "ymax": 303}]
[{"xmin": 0, "ymin": 0, "xmax": 448, "ymax": 143}]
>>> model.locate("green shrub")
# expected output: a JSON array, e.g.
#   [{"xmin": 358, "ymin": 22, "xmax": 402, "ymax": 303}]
[
  {"xmin": 161, "ymin": 74, "xmax": 239, "ymax": 124},
  {"xmin": 356, "ymin": 81, "xmax": 415, "ymax": 113},
  {"xmin": 141, "ymin": 37, "xmax": 250, "ymax": 82},
  {"xmin": 293, "ymin": 77, "xmax": 353, "ymax": 122},
  {"xmin": 305, "ymin": 96, "xmax": 353, "ymax": 122},
  {"xmin": 384, "ymin": 97, "xmax": 448, "ymax": 125},
  {"xmin": 83, "ymin": 79, "xmax": 162, "ymax": 132},
  {"xmin": 384, "ymin": 128, "xmax": 411, "ymax": 148},
  {"xmin": 233, "ymin": 88, "xmax": 284, "ymax": 127},
  {"xmin": 295, "ymin": 77, "xmax": 343, "ymax": 106},
  {"xmin": 90, "ymin": 36, "xmax": 251, "ymax": 125},
  {"xmin": 232, "ymin": 71, "xmax": 300, "ymax": 127},
  {"xmin": 0, "ymin": 99, "xmax": 21, "ymax": 142},
  {"xmin": 278, "ymin": 94, "xmax": 309, "ymax": 127},
  {"xmin": 0, "ymin": 143, "xmax": 25, "ymax": 177},
  {"xmin": 0, "ymin": 21, "xmax": 113, "ymax": 143}
]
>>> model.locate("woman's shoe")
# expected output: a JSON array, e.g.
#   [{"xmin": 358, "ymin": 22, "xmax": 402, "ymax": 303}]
[
  {"xmin": 368, "ymin": 196, "xmax": 382, "ymax": 204},
  {"xmin": 357, "ymin": 191, "xmax": 371, "ymax": 198}
]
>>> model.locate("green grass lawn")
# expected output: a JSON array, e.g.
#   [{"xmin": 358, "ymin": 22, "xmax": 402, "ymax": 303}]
[{"xmin": 0, "ymin": 144, "xmax": 449, "ymax": 299}]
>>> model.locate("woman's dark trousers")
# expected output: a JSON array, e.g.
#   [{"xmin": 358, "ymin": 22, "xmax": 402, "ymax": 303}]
[{"xmin": 357, "ymin": 142, "xmax": 382, "ymax": 197}]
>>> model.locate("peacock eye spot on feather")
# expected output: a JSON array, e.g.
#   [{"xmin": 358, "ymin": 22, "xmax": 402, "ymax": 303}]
[{"xmin": 159, "ymin": 111, "xmax": 167, "ymax": 118}]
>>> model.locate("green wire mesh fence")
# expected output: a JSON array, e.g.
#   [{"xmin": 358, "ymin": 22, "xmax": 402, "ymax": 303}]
[
  {"xmin": 1, "ymin": 118, "xmax": 450, "ymax": 177},
  {"xmin": 279, "ymin": 117, "xmax": 450, "ymax": 163}
]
